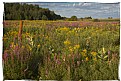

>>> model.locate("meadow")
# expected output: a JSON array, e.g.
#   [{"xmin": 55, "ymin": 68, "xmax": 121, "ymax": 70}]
[{"xmin": 3, "ymin": 20, "xmax": 120, "ymax": 81}]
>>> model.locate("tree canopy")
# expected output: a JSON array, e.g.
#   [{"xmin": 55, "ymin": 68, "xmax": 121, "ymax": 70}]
[
  {"xmin": 4, "ymin": 3, "xmax": 62, "ymax": 20},
  {"xmin": 70, "ymin": 16, "xmax": 78, "ymax": 21}
]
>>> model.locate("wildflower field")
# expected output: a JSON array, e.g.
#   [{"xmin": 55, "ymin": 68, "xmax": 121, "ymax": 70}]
[{"xmin": 3, "ymin": 20, "xmax": 120, "ymax": 80}]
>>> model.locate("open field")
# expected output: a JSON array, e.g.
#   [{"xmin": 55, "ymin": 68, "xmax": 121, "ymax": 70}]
[{"xmin": 3, "ymin": 20, "xmax": 120, "ymax": 80}]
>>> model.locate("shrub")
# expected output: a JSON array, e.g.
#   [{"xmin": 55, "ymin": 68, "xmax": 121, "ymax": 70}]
[{"xmin": 93, "ymin": 19, "xmax": 100, "ymax": 22}]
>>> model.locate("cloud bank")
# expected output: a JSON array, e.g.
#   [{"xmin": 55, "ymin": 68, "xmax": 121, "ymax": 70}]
[{"xmin": 27, "ymin": 2, "xmax": 120, "ymax": 18}]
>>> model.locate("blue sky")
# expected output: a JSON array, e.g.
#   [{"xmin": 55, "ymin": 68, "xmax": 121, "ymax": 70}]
[{"xmin": 27, "ymin": 2, "xmax": 120, "ymax": 18}]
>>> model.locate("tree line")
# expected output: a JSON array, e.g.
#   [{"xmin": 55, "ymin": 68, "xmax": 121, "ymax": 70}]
[
  {"xmin": 4, "ymin": 3, "xmax": 115, "ymax": 21},
  {"xmin": 4, "ymin": 3, "xmax": 62, "ymax": 20}
]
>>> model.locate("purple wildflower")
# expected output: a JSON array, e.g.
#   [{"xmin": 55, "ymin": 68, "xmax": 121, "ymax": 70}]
[
  {"xmin": 57, "ymin": 59, "xmax": 61, "ymax": 65},
  {"xmin": 108, "ymin": 50, "xmax": 110, "ymax": 55},
  {"xmin": 3, "ymin": 51, "xmax": 8, "ymax": 61},
  {"xmin": 14, "ymin": 45, "xmax": 19, "ymax": 54},
  {"xmin": 108, "ymin": 50, "xmax": 111, "ymax": 61}
]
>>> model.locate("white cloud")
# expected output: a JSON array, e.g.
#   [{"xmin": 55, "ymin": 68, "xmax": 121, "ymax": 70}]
[
  {"xmin": 26, "ymin": 2, "xmax": 120, "ymax": 18},
  {"xmin": 82, "ymin": 3, "xmax": 92, "ymax": 6},
  {"xmin": 73, "ymin": 3, "xmax": 76, "ymax": 6},
  {"xmin": 67, "ymin": 4, "xmax": 70, "ymax": 6},
  {"xmin": 78, "ymin": 2, "xmax": 82, "ymax": 6}
]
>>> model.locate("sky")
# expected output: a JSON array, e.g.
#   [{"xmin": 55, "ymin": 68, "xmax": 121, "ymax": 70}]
[{"xmin": 27, "ymin": 2, "xmax": 120, "ymax": 18}]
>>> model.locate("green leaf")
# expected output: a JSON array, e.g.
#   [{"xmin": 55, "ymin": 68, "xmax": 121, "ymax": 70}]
[
  {"xmin": 104, "ymin": 55, "xmax": 108, "ymax": 59},
  {"xmin": 97, "ymin": 55, "xmax": 101, "ymax": 58}
]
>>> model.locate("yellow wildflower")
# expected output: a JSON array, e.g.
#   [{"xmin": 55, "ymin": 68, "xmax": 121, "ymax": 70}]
[
  {"xmin": 10, "ymin": 42, "xmax": 15, "ymax": 48},
  {"xmin": 81, "ymin": 52, "xmax": 86, "ymax": 57},
  {"xmin": 60, "ymin": 27, "xmax": 69, "ymax": 31},
  {"xmin": 37, "ymin": 44, "xmax": 40, "ymax": 48},
  {"xmin": 22, "ymin": 45, "xmax": 25, "ymax": 49},
  {"xmin": 83, "ymin": 49, "xmax": 87, "ymax": 53},
  {"xmin": 70, "ymin": 48, "xmax": 73, "ymax": 52},
  {"xmin": 74, "ymin": 44, "xmax": 80, "ymax": 50},
  {"xmin": 69, "ymin": 46, "xmax": 73, "ymax": 52},
  {"xmin": 64, "ymin": 40, "xmax": 71, "ymax": 45},
  {"xmin": 85, "ymin": 57, "xmax": 89, "ymax": 61},
  {"xmin": 93, "ymin": 57, "xmax": 97, "ymax": 61},
  {"xmin": 26, "ymin": 32, "xmax": 30, "ymax": 35},
  {"xmin": 91, "ymin": 52, "xmax": 97, "ymax": 56}
]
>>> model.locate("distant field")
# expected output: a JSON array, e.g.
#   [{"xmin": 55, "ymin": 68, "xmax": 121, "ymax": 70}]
[
  {"xmin": 3, "ymin": 19, "xmax": 120, "ymax": 28},
  {"xmin": 3, "ymin": 20, "xmax": 120, "ymax": 80},
  {"xmin": 98, "ymin": 18, "xmax": 120, "ymax": 22}
]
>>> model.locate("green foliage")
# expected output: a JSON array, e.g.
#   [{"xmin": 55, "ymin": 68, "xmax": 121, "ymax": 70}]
[
  {"xmin": 93, "ymin": 19, "xmax": 100, "ymax": 22},
  {"xmin": 42, "ymin": 15, "xmax": 48, "ymax": 20},
  {"xmin": 4, "ymin": 3, "xmax": 62, "ymax": 20},
  {"xmin": 108, "ymin": 17, "xmax": 113, "ymax": 19},
  {"xmin": 69, "ymin": 16, "xmax": 78, "ymax": 21},
  {"xmin": 84, "ymin": 16, "xmax": 92, "ymax": 19}
]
